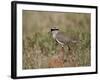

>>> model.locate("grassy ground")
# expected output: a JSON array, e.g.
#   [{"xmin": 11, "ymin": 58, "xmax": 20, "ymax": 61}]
[{"xmin": 22, "ymin": 10, "xmax": 91, "ymax": 69}]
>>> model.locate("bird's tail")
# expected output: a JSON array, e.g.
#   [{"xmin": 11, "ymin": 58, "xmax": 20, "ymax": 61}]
[{"xmin": 71, "ymin": 40, "xmax": 81, "ymax": 43}]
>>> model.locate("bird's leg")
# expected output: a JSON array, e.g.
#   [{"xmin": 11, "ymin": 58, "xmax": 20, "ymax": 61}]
[
  {"xmin": 61, "ymin": 46, "xmax": 64, "ymax": 52},
  {"xmin": 68, "ymin": 45, "xmax": 71, "ymax": 51},
  {"xmin": 68, "ymin": 45, "xmax": 72, "ymax": 54},
  {"xmin": 61, "ymin": 46, "xmax": 65, "ymax": 62}
]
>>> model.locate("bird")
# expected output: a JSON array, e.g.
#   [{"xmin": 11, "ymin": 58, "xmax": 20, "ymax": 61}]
[
  {"xmin": 48, "ymin": 27, "xmax": 77, "ymax": 68},
  {"xmin": 50, "ymin": 27, "xmax": 78, "ymax": 51}
]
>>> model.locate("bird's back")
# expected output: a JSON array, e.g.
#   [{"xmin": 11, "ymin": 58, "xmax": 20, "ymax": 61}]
[{"xmin": 56, "ymin": 32, "xmax": 78, "ymax": 45}]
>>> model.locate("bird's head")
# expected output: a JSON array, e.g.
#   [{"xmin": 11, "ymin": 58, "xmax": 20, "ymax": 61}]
[{"xmin": 51, "ymin": 27, "xmax": 59, "ymax": 34}]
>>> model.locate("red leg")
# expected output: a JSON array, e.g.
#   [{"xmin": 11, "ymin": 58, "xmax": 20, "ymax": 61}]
[
  {"xmin": 61, "ymin": 47, "xmax": 64, "ymax": 52},
  {"xmin": 61, "ymin": 47, "xmax": 65, "ymax": 61}
]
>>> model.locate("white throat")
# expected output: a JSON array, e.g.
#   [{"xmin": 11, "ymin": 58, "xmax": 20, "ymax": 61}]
[{"xmin": 52, "ymin": 31, "xmax": 59, "ymax": 39}]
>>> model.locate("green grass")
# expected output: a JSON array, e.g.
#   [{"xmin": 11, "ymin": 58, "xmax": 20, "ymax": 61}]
[{"xmin": 22, "ymin": 10, "xmax": 91, "ymax": 69}]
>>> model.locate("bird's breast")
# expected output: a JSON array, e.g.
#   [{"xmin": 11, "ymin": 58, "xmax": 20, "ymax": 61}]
[{"xmin": 52, "ymin": 33, "xmax": 56, "ymax": 39}]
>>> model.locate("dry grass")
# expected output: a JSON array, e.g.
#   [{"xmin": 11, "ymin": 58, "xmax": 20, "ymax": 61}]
[{"xmin": 22, "ymin": 10, "xmax": 91, "ymax": 69}]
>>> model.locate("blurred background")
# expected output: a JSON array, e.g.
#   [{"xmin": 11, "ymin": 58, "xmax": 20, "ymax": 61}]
[{"xmin": 22, "ymin": 10, "xmax": 91, "ymax": 69}]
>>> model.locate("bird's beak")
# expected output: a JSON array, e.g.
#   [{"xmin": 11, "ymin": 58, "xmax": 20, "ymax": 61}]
[
  {"xmin": 48, "ymin": 31, "xmax": 50, "ymax": 35},
  {"xmin": 48, "ymin": 31, "xmax": 51, "ymax": 34},
  {"xmin": 48, "ymin": 31, "xmax": 52, "ymax": 36}
]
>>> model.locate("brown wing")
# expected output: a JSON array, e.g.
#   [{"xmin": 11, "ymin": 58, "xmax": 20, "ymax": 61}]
[{"xmin": 56, "ymin": 32, "xmax": 71, "ymax": 44}]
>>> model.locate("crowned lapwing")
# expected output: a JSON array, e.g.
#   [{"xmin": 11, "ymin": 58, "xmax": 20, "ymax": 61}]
[
  {"xmin": 51, "ymin": 27, "xmax": 78, "ymax": 51},
  {"xmin": 49, "ymin": 27, "xmax": 79, "ymax": 67}
]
